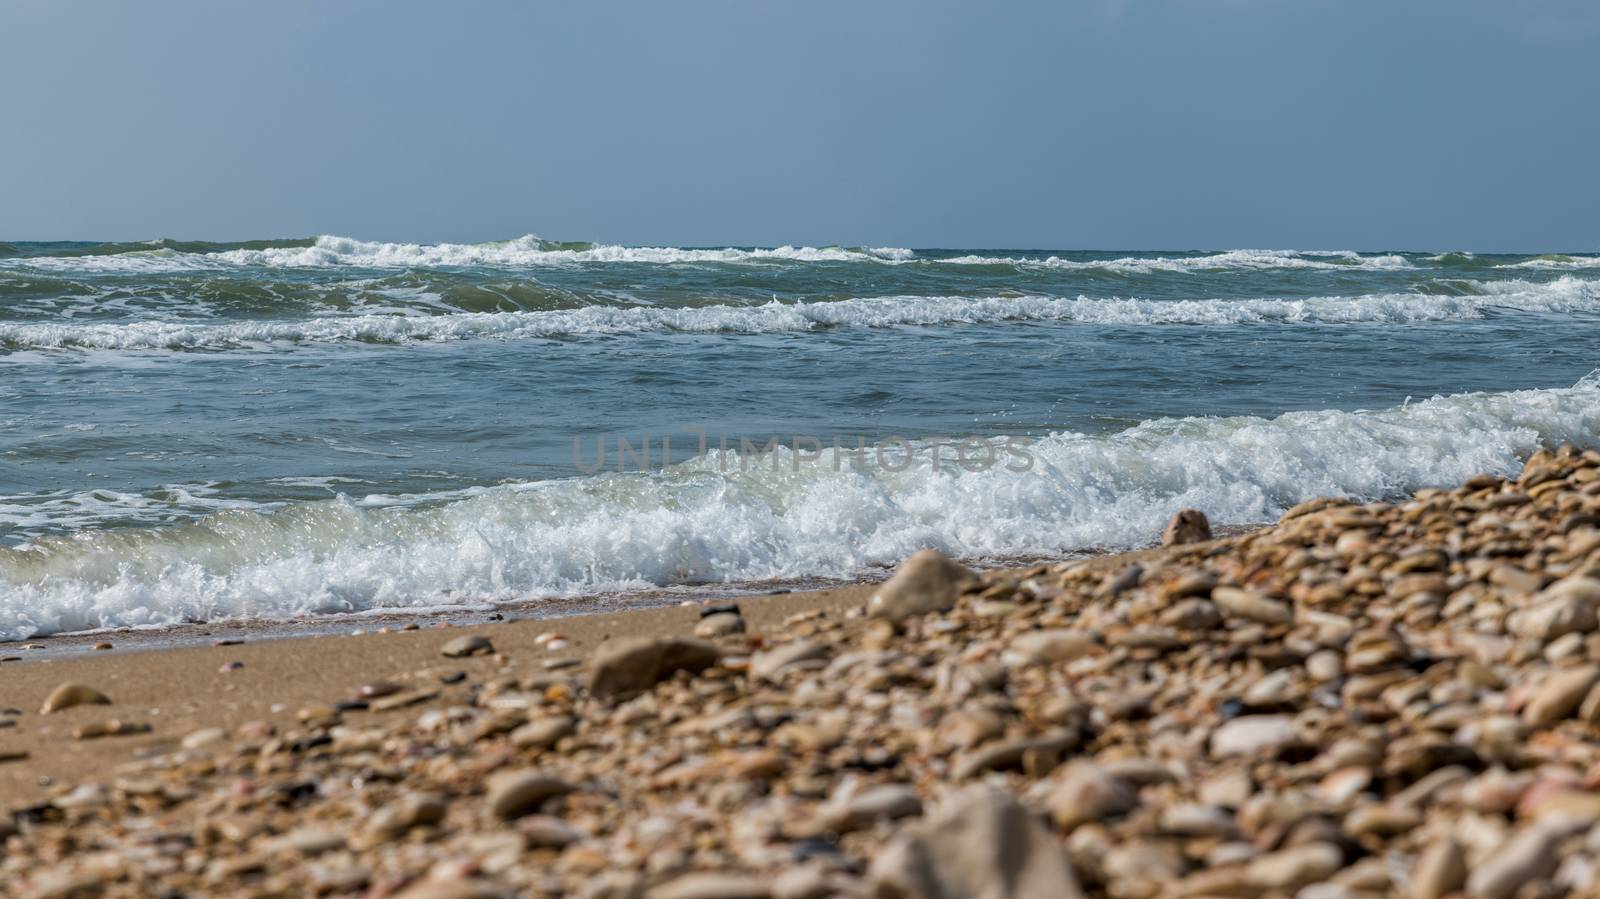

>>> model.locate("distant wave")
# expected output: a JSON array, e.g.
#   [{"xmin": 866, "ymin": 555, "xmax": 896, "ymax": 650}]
[
  {"xmin": 934, "ymin": 248, "xmax": 1416, "ymax": 273},
  {"xmin": 3, "ymin": 278, "xmax": 1596, "ymax": 351},
  {"xmin": 0, "ymin": 235, "xmax": 916, "ymax": 272},
  {"xmin": 0, "ymin": 234, "xmax": 1457, "ymax": 274},
  {"xmin": 4, "ymin": 377, "xmax": 1597, "ymax": 638},
  {"xmin": 1496, "ymin": 254, "xmax": 1600, "ymax": 270}
]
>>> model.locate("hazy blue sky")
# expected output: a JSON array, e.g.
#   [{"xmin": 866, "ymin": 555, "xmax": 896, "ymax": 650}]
[{"xmin": 3, "ymin": 0, "xmax": 1597, "ymax": 250}]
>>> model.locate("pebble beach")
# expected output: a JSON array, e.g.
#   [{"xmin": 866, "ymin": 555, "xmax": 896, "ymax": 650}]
[{"xmin": 5, "ymin": 446, "xmax": 1600, "ymax": 897}]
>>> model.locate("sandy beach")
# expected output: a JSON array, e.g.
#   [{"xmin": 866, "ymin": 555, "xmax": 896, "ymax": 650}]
[
  {"xmin": 5, "ymin": 447, "xmax": 1600, "ymax": 897},
  {"xmin": 0, "ymin": 581, "xmax": 878, "ymax": 805}
]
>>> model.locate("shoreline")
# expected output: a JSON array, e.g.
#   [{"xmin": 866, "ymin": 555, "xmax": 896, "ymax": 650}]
[
  {"xmin": 0, "ymin": 545, "xmax": 1165, "ymax": 803},
  {"xmin": 0, "ymin": 550, "xmax": 1125, "ymax": 660},
  {"xmin": 4, "ymin": 453, "xmax": 1599, "ymax": 896},
  {"xmin": 0, "ymin": 578, "xmax": 882, "ymax": 803}
]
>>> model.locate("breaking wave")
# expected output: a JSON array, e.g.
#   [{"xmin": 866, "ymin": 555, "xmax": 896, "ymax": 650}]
[
  {"xmin": 3, "ymin": 278, "xmax": 1596, "ymax": 350},
  {"xmin": 3, "ymin": 378, "xmax": 1597, "ymax": 639}
]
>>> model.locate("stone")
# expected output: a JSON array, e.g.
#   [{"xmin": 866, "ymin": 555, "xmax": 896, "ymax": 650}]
[
  {"xmin": 359, "ymin": 681, "xmax": 405, "ymax": 698},
  {"xmin": 695, "ymin": 613, "xmax": 746, "ymax": 638},
  {"xmin": 1162, "ymin": 509, "xmax": 1212, "ymax": 546},
  {"xmin": 441, "ymin": 635, "xmax": 494, "ymax": 657},
  {"xmin": 868, "ymin": 788, "xmax": 1086, "ymax": 899},
  {"xmin": 1199, "ymin": 769, "xmax": 1254, "ymax": 808},
  {"xmin": 1010, "ymin": 629, "xmax": 1097, "ymax": 665},
  {"xmin": 393, "ymin": 879, "xmax": 513, "ymax": 899},
  {"xmin": 1159, "ymin": 803, "xmax": 1239, "ymax": 838},
  {"xmin": 267, "ymin": 827, "xmax": 346, "ymax": 855},
  {"xmin": 1508, "ymin": 594, "xmax": 1598, "ymax": 643},
  {"xmin": 953, "ymin": 731, "xmax": 1079, "ymax": 779},
  {"xmin": 181, "ymin": 727, "xmax": 227, "ymax": 750},
  {"xmin": 1247, "ymin": 842, "xmax": 1344, "ymax": 890},
  {"xmin": 1211, "ymin": 586, "xmax": 1292, "ymax": 625},
  {"xmin": 40, "ymin": 683, "xmax": 110, "ymax": 714},
  {"xmin": 647, "ymin": 873, "xmax": 771, "ymax": 899},
  {"xmin": 1307, "ymin": 650, "xmax": 1345, "ymax": 682},
  {"xmin": 1523, "ymin": 665, "xmax": 1600, "ymax": 727},
  {"xmin": 868, "ymin": 549, "xmax": 977, "ymax": 621},
  {"xmin": 821, "ymin": 783, "xmax": 923, "ymax": 832},
  {"xmin": 518, "ymin": 815, "xmax": 586, "ymax": 849},
  {"xmin": 73, "ymin": 719, "xmax": 150, "ymax": 739},
  {"xmin": 485, "ymin": 770, "xmax": 575, "ymax": 820},
  {"xmin": 772, "ymin": 865, "xmax": 834, "ymax": 899},
  {"xmin": 751, "ymin": 639, "xmax": 831, "ymax": 681},
  {"xmin": 1465, "ymin": 824, "xmax": 1559, "ymax": 899},
  {"xmin": 1046, "ymin": 763, "xmax": 1138, "ymax": 831},
  {"xmin": 1344, "ymin": 803, "xmax": 1421, "ymax": 838},
  {"xmin": 589, "ymin": 637, "xmax": 722, "ymax": 699},
  {"xmin": 366, "ymin": 793, "xmax": 448, "ymax": 841},
  {"xmin": 1210, "ymin": 715, "xmax": 1300, "ymax": 758},
  {"xmin": 1099, "ymin": 564, "xmax": 1144, "ymax": 598},
  {"xmin": 1161, "ymin": 598, "xmax": 1222, "ymax": 630},
  {"xmin": 510, "ymin": 716, "xmax": 574, "ymax": 750},
  {"xmin": 938, "ymin": 709, "xmax": 1005, "ymax": 751}
]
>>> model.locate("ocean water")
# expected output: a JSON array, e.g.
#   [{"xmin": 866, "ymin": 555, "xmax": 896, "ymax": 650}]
[{"xmin": 2, "ymin": 236, "xmax": 1599, "ymax": 640}]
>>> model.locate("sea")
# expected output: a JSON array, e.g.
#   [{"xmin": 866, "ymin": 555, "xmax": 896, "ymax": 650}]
[{"xmin": 2, "ymin": 235, "xmax": 1598, "ymax": 640}]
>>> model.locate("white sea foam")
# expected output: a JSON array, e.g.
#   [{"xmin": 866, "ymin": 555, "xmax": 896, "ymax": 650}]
[
  {"xmin": 1, "ymin": 236, "xmax": 1430, "ymax": 274},
  {"xmin": 1497, "ymin": 255, "xmax": 1600, "ymax": 270},
  {"xmin": 0, "ymin": 236, "xmax": 917, "ymax": 272},
  {"xmin": 3, "ymin": 279, "xmax": 1596, "ymax": 350},
  {"xmin": 935, "ymin": 249, "xmax": 1415, "ymax": 272},
  {"xmin": 3, "ymin": 379, "xmax": 1597, "ymax": 639}
]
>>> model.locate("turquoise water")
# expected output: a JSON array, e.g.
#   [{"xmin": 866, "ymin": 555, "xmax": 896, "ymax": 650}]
[{"xmin": 2, "ymin": 236, "xmax": 1599, "ymax": 638}]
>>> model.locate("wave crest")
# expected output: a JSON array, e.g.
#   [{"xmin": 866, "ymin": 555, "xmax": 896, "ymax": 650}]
[
  {"xmin": 3, "ymin": 379, "xmax": 1597, "ymax": 638},
  {"xmin": 3, "ymin": 278, "xmax": 1595, "ymax": 350}
]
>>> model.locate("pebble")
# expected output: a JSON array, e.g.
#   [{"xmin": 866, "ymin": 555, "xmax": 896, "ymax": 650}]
[
  {"xmin": 751, "ymin": 639, "xmax": 831, "ymax": 681},
  {"xmin": 518, "ymin": 815, "xmax": 586, "ymax": 849},
  {"xmin": 695, "ymin": 612, "xmax": 746, "ymax": 638},
  {"xmin": 1466, "ymin": 824, "xmax": 1560, "ymax": 899},
  {"xmin": 867, "ymin": 549, "xmax": 976, "ymax": 620},
  {"xmin": 1162, "ymin": 508, "xmax": 1213, "ymax": 546},
  {"xmin": 1209, "ymin": 715, "xmax": 1299, "ymax": 758},
  {"xmin": 440, "ymin": 635, "xmax": 494, "ymax": 657},
  {"xmin": 73, "ymin": 719, "xmax": 151, "ymax": 740},
  {"xmin": 365, "ymin": 793, "xmax": 448, "ymax": 841},
  {"xmin": 39, "ymin": 683, "xmax": 111, "ymax": 714},
  {"xmin": 484, "ymin": 770, "xmax": 575, "ymax": 820},
  {"xmin": 1247, "ymin": 842, "xmax": 1344, "ymax": 890},
  {"xmin": 509, "ymin": 716, "xmax": 574, "ymax": 750},
  {"xmin": 646, "ymin": 873, "xmax": 772, "ymax": 899},
  {"xmin": 870, "ymin": 789, "xmax": 1085, "ymax": 899},
  {"xmin": 820, "ymin": 783, "xmax": 923, "ymax": 832},
  {"xmin": 1523, "ymin": 664, "xmax": 1600, "ymax": 727},
  {"xmin": 1411, "ymin": 838, "xmax": 1469, "ymax": 899},
  {"xmin": 1009, "ymin": 629, "xmax": 1097, "ymax": 665},
  {"xmin": 1211, "ymin": 586, "xmax": 1292, "ymax": 625},
  {"xmin": 589, "ymin": 637, "xmax": 722, "ymax": 698},
  {"xmin": 181, "ymin": 727, "xmax": 226, "ymax": 750},
  {"xmin": 1046, "ymin": 763, "xmax": 1137, "ymax": 831}
]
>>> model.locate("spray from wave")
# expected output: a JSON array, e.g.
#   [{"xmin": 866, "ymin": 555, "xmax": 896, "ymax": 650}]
[{"xmin": 3, "ymin": 377, "xmax": 1598, "ymax": 639}]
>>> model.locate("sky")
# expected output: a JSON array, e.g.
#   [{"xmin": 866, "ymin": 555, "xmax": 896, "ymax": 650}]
[{"xmin": 2, "ymin": 0, "xmax": 1597, "ymax": 251}]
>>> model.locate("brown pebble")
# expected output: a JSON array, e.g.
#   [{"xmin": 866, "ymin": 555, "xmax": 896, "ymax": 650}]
[
  {"xmin": 441, "ymin": 635, "xmax": 494, "ymax": 658},
  {"xmin": 40, "ymin": 682, "xmax": 111, "ymax": 714}
]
